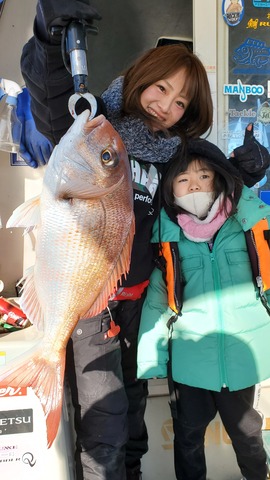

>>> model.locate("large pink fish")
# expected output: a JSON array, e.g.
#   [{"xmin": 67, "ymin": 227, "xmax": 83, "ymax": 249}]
[{"xmin": 0, "ymin": 111, "xmax": 135, "ymax": 447}]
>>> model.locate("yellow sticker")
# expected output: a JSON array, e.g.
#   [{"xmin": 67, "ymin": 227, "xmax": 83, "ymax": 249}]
[{"xmin": 0, "ymin": 351, "xmax": 6, "ymax": 366}]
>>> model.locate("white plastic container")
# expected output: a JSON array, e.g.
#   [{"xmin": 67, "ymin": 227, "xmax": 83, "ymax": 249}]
[{"xmin": 0, "ymin": 327, "xmax": 75, "ymax": 480}]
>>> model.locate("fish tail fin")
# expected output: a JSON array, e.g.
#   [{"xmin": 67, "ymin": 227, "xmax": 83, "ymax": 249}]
[{"xmin": 0, "ymin": 350, "xmax": 66, "ymax": 448}]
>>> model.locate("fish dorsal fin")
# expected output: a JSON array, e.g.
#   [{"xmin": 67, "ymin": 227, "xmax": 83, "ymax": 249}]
[
  {"xmin": 19, "ymin": 266, "xmax": 44, "ymax": 331},
  {"xmin": 6, "ymin": 195, "xmax": 41, "ymax": 233},
  {"xmin": 81, "ymin": 215, "xmax": 135, "ymax": 319}
]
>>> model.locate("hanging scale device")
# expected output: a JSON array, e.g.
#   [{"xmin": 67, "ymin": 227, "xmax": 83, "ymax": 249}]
[{"xmin": 52, "ymin": 21, "xmax": 98, "ymax": 120}]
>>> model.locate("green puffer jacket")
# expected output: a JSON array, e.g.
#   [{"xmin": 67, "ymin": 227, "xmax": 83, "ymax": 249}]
[{"xmin": 137, "ymin": 187, "xmax": 270, "ymax": 391}]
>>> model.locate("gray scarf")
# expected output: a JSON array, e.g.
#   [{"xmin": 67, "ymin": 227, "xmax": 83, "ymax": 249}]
[{"xmin": 101, "ymin": 76, "xmax": 181, "ymax": 163}]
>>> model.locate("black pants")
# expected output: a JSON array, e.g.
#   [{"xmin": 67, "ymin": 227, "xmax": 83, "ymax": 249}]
[
  {"xmin": 172, "ymin": 382, "xmax": 268, "ymax": 480},
  {"xmin": 66, "ymin": 303, "xmax": 128, "ymax": 480},
  {"xmin": 117, "ymin": 294, "xmax": 149, "ymax": 476},
  {"xmin": 66, "ymin": 298, "xmax": 148, "ymax": 480}
]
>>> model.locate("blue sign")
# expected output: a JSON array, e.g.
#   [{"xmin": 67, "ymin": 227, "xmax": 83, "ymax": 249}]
[
  {"xmin": 232, "ymin": 38, "xmax": 270, "ymax": 75},
  {"xmin": 253, "ymin": 0, "xmax": 270, "ymax": 7}
]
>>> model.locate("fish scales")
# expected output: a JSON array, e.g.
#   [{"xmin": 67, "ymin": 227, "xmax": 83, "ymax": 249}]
[{"xmin": 0, "ymin": 111, "xmax": 135, "ymax": 447}]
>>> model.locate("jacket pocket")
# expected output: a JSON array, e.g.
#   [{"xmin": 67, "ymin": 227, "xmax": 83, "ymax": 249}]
[
  {"xmin": 225, "ymin": 248, "xmax": 252, "ymax": 286},
  {"xmin": 225, "ymin": 249, "xmax": 250, "ymax": 265},
  {"xmin": 181, "ymin": 254, "xmax": 203, "ymax": 272}
]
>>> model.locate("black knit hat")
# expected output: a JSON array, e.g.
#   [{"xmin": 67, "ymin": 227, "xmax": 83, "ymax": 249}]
[
  {"xmin": 162, "ymin": 136, "xmax": 244, "ymax": 220},
  {"xmin": 186, "ymin": 137, "xmax": 239, "ymax": 176}
]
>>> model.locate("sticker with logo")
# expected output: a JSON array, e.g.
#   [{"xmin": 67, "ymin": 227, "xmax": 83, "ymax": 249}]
[
  {"xmin": 257, "ymin": 101, "xmax": 270, "ymax": 124},
  {"xmin": 222, "ymin": 0, "xmax": 244, "ymax": 26},
  {"xmin": 0, "ymin": 444, "xmax": 19, "ymax": 462},
  {"xmin": 247, "ymin": 12, "xmax": 270, "ymax": 29},
  {"xmin": 223, "ymin": 79, "xmax": 264, "ymax": 102},
  {"xmin": 0, "ymin": 386, "xmax": 27, "ymax": 397},
  {"xmin": 22, "ymin": 451, "xmax": 36, "ymax": 467},
  {"xmin": 0, "ymin": 409, "xmax": 33, "ymax": 435},
  {"xmin": 253, "ymin": 0, "xmax": 270, "ymax": 8},
  {"xmin": 228, "ymin": 107, "xmax": 257, "ymax": 119},
  {"xmin": 130, "ymin": 159, "xmax": 159, "ymax": 205},
  {"xmin": 232, "ymin": 38, "xmax": 270, "ymax": 75}
]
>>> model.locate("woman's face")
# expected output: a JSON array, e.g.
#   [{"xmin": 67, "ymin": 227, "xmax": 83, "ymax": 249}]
[
  {"xmin": 173, "ymin": 159, "xmax": 215, "ymax": 198},
  {"xmin": 140, "ymin": 69, "xmax": 189, "ymax": 131}
]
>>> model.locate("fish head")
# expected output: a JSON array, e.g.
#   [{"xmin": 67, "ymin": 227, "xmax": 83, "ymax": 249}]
[{"xmin": 45, "ymin": 111, "xmax": 132, "ymax": 203}]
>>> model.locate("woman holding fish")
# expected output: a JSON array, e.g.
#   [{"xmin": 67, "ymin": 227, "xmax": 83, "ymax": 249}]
[{"xmin": 18, "ymin": 1, "xmax": 270, "ymax": 479}]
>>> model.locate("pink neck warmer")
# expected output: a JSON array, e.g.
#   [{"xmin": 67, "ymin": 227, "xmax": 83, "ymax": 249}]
[{"xmin": 176, "ymin": 194, "xmax": 232, "ymax": 242}]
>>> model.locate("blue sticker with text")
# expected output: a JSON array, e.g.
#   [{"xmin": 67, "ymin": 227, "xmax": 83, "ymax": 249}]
[
  {"xmin": 253, "ymin": 0, "xmax": 270, "ymax": 7},
  {"xmin": 223, "ymin": 79, "xmax": 264, "ymax": 102}
]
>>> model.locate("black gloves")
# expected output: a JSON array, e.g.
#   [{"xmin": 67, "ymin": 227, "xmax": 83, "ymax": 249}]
[
  {"xmin": 35, "ymin": 0, "xmax": 101, "ymax": 43},
  {"xmin": 231, "ymin": 124, "xmax": 270, "ymax": 187}
]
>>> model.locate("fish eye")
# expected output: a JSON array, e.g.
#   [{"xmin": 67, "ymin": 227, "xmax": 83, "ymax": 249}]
[{"xmin": 101, "ymin": 148, "xmax": 119, "ymax": 167}]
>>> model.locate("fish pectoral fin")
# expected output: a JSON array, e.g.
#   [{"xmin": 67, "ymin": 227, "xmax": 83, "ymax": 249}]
[
  {"xmin": 19, "ymin": 266, "xmax": 44, "ymax": 331},
  {"xmin": 58, "ymin": 175, "xmax": 124, "ymax": 200},
  {"xmin": 6, "ymin": 195, "xmax": 41, "ymax": 233},
  {"xmin": 82, "ymin": 213, "xmax": 136, "ymax": 318}
]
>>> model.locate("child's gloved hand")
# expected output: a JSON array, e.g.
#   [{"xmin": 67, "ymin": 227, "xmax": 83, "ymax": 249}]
[
  {"xmin": 230, "ymin": 123, "xmax": 270, "ymax": 187},
  {"xmin": 17, "ymin": 88, "xmax": 53, "ymax": 168},
  {"xmin": 232, "ymin": 123, "xmax": 270, "ymax": 174}
]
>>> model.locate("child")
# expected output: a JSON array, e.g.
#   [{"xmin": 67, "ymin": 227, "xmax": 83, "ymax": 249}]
[{"xmin": 137, "ymin": 138, "xmax": 270, "ymax": 480}]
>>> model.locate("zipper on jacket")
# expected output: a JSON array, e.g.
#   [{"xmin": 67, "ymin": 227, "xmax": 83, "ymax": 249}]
[
  {"xmin": 250, "ymin": 229, "xmax": 262, "ymax": 290},
  {"xmin": 171, "ymin": 243, "xmax": 183, "ymax": 316},
  {"xmin": 210, "ymin": 248, "xmax": 228, "ymax": 388}
]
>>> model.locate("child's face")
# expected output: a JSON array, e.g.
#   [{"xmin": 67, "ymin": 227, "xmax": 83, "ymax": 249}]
[
  {"xmin": 140, "ymin": 69, "xmax": 189, "ymax": 131},
  {"xmin": 173, "ymin": 159, "xmax": 215, "ymax": 198}
]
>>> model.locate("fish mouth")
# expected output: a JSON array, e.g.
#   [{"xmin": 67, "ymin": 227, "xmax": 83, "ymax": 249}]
[{"xmin": 83, "ymin": 114, "xmax": 107, "ymax": 135}]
